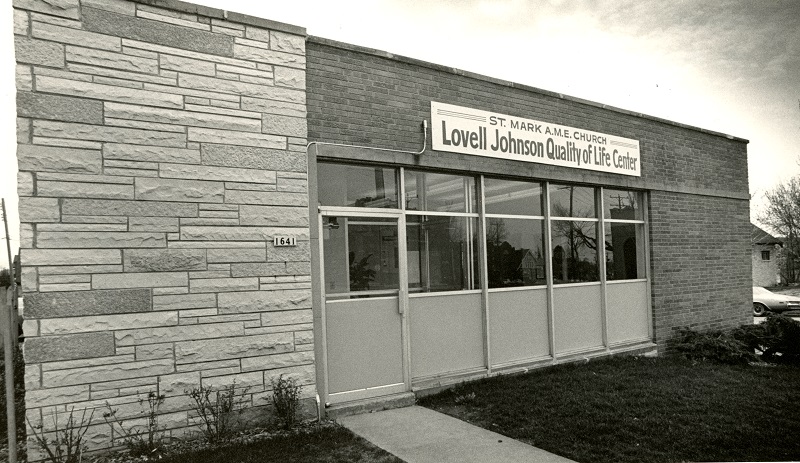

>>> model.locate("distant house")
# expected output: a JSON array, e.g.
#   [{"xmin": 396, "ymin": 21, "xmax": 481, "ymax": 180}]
[{"xmin": 751, "ymin": 224, "xmax": 783, "ymax": 287}]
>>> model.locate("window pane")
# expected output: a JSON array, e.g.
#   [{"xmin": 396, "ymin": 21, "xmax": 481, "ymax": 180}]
[
  {"xmin": 405, "ymin": 170, "xmax": 476, "ymax": 213},
  {"xmin": 549, "ymin": 184, "xmax": 596, "ymax": 218},
  {"xmin": 605, "ymin": 222, "xmax": 645, "ymax": 280},
  {"xmin": 323, "ymin": 216, "xmax": 399, "ymax": 297},
  {"xmin": 407, "ymin": 215, "xmax": 478, "ymax": 292},
  {"xmin": 484, "ymin": 178, "xmax": 543, "ymax": 216},
  {"xmin": 318, "ymin": 162, "xmax": 398, "ymax": 208},
  {"xmin": 603, "ymin": 189, "xmax": 642, "ymax": 220},
  {"xmin": 486, "ymin": 218, "xmax": 546, "ymax": 288},
  {"xmin": 551, "ymin": 221, "xmax": 599, "ymax": 283}
]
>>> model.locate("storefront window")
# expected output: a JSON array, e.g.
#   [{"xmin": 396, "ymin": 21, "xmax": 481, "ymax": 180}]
[
  {"xmin": 486, "ymin": 218, "xmax": 546, "ymax": 287},
  {"xmin": 405, "ymin": 170, "xmax": 476, "ymax": 213},
  {"xmin": 484, "ymin": 178, "xmax": 543, "ymax": 216},
  {"xmin": 551, "ymin": 221, "xmax": 599, "ymax": 283},
  {"xmin": 603, "ymin": 189, "xmax": 645, "ymax": 280},
  {"xmin": 318, "ymin": 162, "xmax": 398, "ymax": 208},
  {"xmin": 549, "ymin": 184, "xmax": 596, "ymax": 218},
  {"xmin": 407, "ymin": 215, "xmax": 479, "ymax": 292},
  {"xmin": 603, "ymin": 189, "xmax": 642, "ymax": 220}
]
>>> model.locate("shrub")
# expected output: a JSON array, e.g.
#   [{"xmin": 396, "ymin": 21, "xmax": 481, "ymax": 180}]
[
  {"xmin": 270, "ymin": 374, "xmax": 302, "ymax": 430},
  {"xmin": 26, "ymin": 406, "xmax": 94, "ymax": 463},
  {"xmin": 732, "ymin": 314, "xmax": 800, "ymax": 364},
  {"xmin": 103, "ymin": 390, "xmax": 167, "ymax": 460},
  {"xmin": 186, "ymin": 382, "xmax": 250, "ymax": 445},
  {"xmin": 670, "ymin": 327, "xmax": 758, "ymax": 365}
]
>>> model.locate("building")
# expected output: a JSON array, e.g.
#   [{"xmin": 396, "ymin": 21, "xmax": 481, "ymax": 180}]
[
  {"xmin": 12, "ymin": 0, "xmax": 751, "ymax": 456},
  {"xmin": 751, "ymin": 224, "xmax": 783, "ymax": 287}
]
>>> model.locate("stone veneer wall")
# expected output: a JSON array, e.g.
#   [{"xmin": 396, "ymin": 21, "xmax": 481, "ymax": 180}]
[{"xmin": 13, "ymin": 0, "xmax": 314, "ymax": 456}]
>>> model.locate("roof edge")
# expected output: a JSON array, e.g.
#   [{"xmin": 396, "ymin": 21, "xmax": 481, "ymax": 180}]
[{"xmin": 308, "ymin": 35, "xmax": 749, "ymax": 144}]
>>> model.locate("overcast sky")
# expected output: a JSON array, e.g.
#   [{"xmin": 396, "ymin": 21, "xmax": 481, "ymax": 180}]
[{"xmin": 1, "ymin": 0, "xmax": 799, "ymax": 264}]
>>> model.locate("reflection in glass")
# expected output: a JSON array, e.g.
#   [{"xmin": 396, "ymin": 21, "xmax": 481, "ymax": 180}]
[
  {"xmin": 549, "ymin": 184, "xmax": 596, "ymax": 218},
  {"xmin": 407, "ymin": 215, "xmax": 478, "ymax": 292},
  {"xmin": 603, "ymin": 189, "xmax": 642, "ymax": 220},
  {"xmin": 551, "ymin": 221, "xmax": 599, "ymax": 283},
  {"xmin": 484, "ymin": 178, "xmax": 543, "ymax": 216},
  {"xmin": 322, "ymin": 216, "xmax": 399, "ymax": 297},
  {"xmin": 405, "ymin": 170, "xmax": 476, "ymax": 213},
  {"xmin": 486, "ymin": 218, "xmax": 546, "ymax": 288},
  {"xmin": 605, "ymin": 223, "xmax": 645, "ymax": 280},
  {"xmin": 318, "ymin": 162, "xmax": 398, "ymax": 208}
]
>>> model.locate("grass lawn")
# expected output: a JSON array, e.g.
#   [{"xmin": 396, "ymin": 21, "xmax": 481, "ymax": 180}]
[
  {"xmin": 149, "ymin": 423, "xmax": 403, "ymax": 463},
  {"xmin": 419, "ymin": 356, "xmax": 800, "ymax": 463}
]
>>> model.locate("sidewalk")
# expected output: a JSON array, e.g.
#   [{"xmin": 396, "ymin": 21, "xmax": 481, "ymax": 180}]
[{"xmin": 338, "ymin": 406, "xmax": 577, "ymax": 463}]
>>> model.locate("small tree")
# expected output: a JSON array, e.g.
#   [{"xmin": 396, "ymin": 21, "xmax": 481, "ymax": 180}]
[
  {"xmin": 0, "ymin": 268, "xmax": 10, "ymax": 288},
  {"xmin": 759, "ymin": 178, "xmax": 800, "ymax": 283}
]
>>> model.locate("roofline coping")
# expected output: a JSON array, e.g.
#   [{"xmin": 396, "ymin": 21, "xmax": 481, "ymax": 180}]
[
  {"xmin": 308, "ymin": 35, "xmax": 749, "ymax": 144},
  {"xmin": 131, "ymin": 0, "xmax": 306, "ymax": 36}
]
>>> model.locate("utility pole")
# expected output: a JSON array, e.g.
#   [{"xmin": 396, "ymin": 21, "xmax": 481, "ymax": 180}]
[{"xmin": 1, "ymin": 198, "xmax": 17, "ymax": 463}]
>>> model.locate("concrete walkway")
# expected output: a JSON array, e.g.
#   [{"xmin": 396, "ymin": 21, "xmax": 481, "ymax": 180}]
[{"xmin": 338, "ymin": 406, "xmax": 577, "ymax": 463}]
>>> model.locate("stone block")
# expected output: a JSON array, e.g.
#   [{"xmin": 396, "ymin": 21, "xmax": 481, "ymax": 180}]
[
  {"xmin": 117, "ymin": 321, "xmax": 243, "ymax": 347},
  {"xmin": 16, "ymin": 65, "xmax": 32, "ymax": 92},
  {"xmin": 265, "ymin": 364, "xmax": 315, "ymax": 387},
  {"xmin": 241, "ymin": 350, "xmax": 314, "ymax": 373},
  {"xmin": 187, "ymin": 126, "xmax": 286, "ymax": 150},
  {"xmin": 135, "ymin": 177, "xmax": 224, "ymax": 203},
  {"xmin": 13, "ymin": 0, "xmax": 79, "ymax": 19},
  {"xmin": 82, "ymin": 7, "xmax": 234, "ymax": 57},
  {"xmin": 17, "ymin": 144, "xmax": 101, "ymax": 174},
  {"xmin": 273, "ymin": 67, "xmax": 305, "ymax": 90},
  {"xmin": 66, "ymin": 45, "xmax": 158, "ymax": 73},
  {"xmin": 215, "ymin": 63, "xmax": 273, "ymax": 79},
  {"xmin": 33, "ymin": 21, "xmax": 121, "ymax": 51},
  {"xmin": 124, "ymin": 249, "xmax": 206, "ymax": 272},
  {"xmin": 135, "ymin": 343, "xmax": 175, "ymax": 361},
  {"xmin": 24, "ymin": 288, "xmax": 151, "ymax": 318},
  {"xmin": 17, "ymin": 92, "xmax": 104, "ymax": 124},
  {"xmin": 241, "ymin": 97, "xmax": 306, "ymax": 118},
  {"xmin": 105, "ymin": 102, "xmax": 262, "ymax": 132},
  {"xmin": 207, "ymin": 247, "xmax": 266, "ymax": 264},
  {"xmin": 14, "ymin": 36, "xmax": 64, "ymax": 67},
  {"xmin": 35, "ymin": 75, "xmax": 183, "ymax": 109},
  {"xmin": 21, "ymin": 266, "xmax": 37, "ymax": 292},
  {"xmin": 37, "ymin": 265, "xmax": 122, "ymax": 275},
  {"xmin": 224, "ymin": 190, "xmax": 308, "ymax": 206},
  {"xmin": 180, "ymin": 226, "xmax": 308, "ymax": 242},
  {"xmin": 268, "ymin": 242, "xmax": 311, "ymax": 263},
  {"xmin": 62, "ymin": 199, "xmax": 198, "ymax": 217},
  {"xmin": 270, "ymin": 31, "xmax": 305, "ymax": 54},
  {"xmin": 20, "ymin": 224, "xmax": 34, "ymax": 248},
  {"xmin": 14, "ymin": 9, "xmax": 29, "ymax": 35},
  {"xmin": 22, "ymin": 249, "xmax": 121, "ymax": 266},
  {"xmin": 189, "ymin": 277, "xmax": 259, "ymax": 293},
  {"xmin": 18, "ymin": 172, "xmax": 33, "ymax": 196},
  {"xmin": 175, "ymin": 332, "xmax": 293, "ymax": 364},
  {"xmin": 160, "ymin": 53, "xmax": 215, "ymax": 76},
  {"xmin": 39, "ymin": 283, "xmax": 91, "ymax": 292},
  {"xmin": 261, "ymin": 309, "xmax": 313, "ymax": 327},
  {"xmin": 93, "ymin": 272, "xmax": 188, "ymax": 290},
  {"xmin": 128, "ymin": 217, "xmax": 179, "ymax": 233},
  {"xmin": 201, "ymin": 144, "xmax": 306, "ymax": 172},
  {"xmin": 37, "ymin": 181, "xmax": 134, "ymax": 200},
  {"xmin": 245, "ymin": 26, "xmax": 270, "ymax": 43},
  {"xmin": 33, "ymin": 119, "xmax": 186, "ymax": 147},
  {"xmin": 18, "ymin": 197, "xmax": 59, "ymax": 223},
  {"xmin": 103, "ymin": 143, "xmax": 200, "ymax": 164},
  {"xmin": 233, "ymin": 44, "xmax": 305, "ymax": 69},
  {"xmin": 153, "ymin": 292, "xmax": 216, "ymax": 311},
  {"xmin": 37, "ymin": 232, "xmax": 166, "ymax": 249},
  {"xmin": 277, "ymin": 176, "xmax": 307, "ymax": 193},
  {"xmin": 42, "ymin": 358, "xmax": 174, "ymax": 388},
  {"xmin": 218, "ymin": 289, "xmax": 311, "ymax": 314},
  {"xmin": 25, "ymin": 332, "xmax": 115, "ymax": 363},
  {"xmin": 25, "ymin": 384, "xmax": 90, "ymax": 409},
  {"xmin": 262, "ymin": 113, "xmax": 307, "ymax": 138},
  {"xmin": 231, "ymin": 261, "xmax": 309, "ymax": 277},
  {"xmin": 160, "ymin": 162, "xmax": 276, "ymax": 184},
  {"xmin": 239, "ymin": 205, "xmax": 308, "ymax": 227},
  {"xmin": 40, "ymin": 311, "xmax": 177, "ymax": 337}
]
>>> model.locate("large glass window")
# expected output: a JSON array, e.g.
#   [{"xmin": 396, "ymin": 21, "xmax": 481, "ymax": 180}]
[
  {"xmin": 550, "ymin": 184, "xmax": 599, "ymax": 284},
  {"xmin": 484, "ymin": 178, "xmax": 546, "ymax": 288},
  {"xmin": 407, "ymin": 216, "xmax": 479, "ymax": 292},
  {"xmin": 603, "ymin": 189, "xmax": 645, "ymax": 280},
  {"xmin": 318, "ymin": 162, "xmax": 398, "ymax": 208},
  {"xmin": 405, "ymin": 170, "xmax": 476, "ymax": 213}
]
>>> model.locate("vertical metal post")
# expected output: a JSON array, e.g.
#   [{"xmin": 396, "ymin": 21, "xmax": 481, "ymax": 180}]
[{"xmin": 2, "ymin": 198, "xmax": 17, "ymax": 463}]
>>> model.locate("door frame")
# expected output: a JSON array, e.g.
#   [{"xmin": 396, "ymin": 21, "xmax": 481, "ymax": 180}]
[{"xmin": 317, "ymin": 206, "xmax": 411, "ymax": 405}]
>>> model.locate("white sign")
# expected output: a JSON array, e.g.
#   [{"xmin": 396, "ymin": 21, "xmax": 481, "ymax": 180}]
[
  {"xmin": 273, "ymin": 236, "xmax": 297, "ymax": 247},
  {"xmin": 431, "ymin": 102, "xmax": 641, "ymax": 177}
]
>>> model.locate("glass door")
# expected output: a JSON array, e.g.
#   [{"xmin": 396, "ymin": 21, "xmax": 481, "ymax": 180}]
[{"xmin": 321, "ymin": 214, "xmax": 408, "ymax": 403}]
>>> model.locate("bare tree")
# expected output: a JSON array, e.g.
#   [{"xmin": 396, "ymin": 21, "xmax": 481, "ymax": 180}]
[{"xmin": 759, "ymin": 177, "xmax": 800, "ymax": 283}]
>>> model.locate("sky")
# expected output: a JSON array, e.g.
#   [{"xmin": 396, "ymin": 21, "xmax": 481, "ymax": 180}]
[{"xmin": 0, "ymin": 0, "xmax": 799, "ymax": 266}]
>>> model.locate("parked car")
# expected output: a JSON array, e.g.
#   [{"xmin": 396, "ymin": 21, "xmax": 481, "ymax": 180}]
[{"xmin": 752, "ymin": 286, "xmax": 800, "ymax": 316}]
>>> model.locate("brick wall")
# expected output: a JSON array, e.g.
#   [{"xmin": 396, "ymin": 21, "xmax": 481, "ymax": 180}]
[
  {"xmin": 14, "ymin": 0, "xmax": 314, "ymax": 456},
  {"xmin": 306, "ymin": 38, "xmax": 751, "ymax": 351}
]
